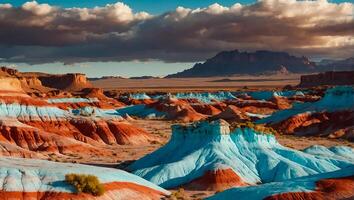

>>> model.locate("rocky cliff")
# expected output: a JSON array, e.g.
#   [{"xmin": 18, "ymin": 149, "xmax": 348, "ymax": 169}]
[
  {"xmin": 0, "ymin": 66, "xmax": 92, "ymax": 91},
  {"xmin": 299, "ymin": 71, "xmax": 354, "ymax": 87},
  {"xmin": 38, "ymin": 73, "xmax": 92, "ymax": 91}
]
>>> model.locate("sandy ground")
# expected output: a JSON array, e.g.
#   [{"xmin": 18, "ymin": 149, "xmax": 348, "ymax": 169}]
[{"xmin": 91, "ymin": 74, "xmax": 301, "ymax": 91}]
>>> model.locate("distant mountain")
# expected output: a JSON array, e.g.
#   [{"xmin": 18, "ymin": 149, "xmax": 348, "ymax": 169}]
[
  {"xmin": 167, "ymin": 50, "xmax": 316, "ymax": 78},
  {"xmin": 317, "ymin": 57, "xmax": 354, "ymax": 71},
  {"xmin": 129, "ymin": 76, "xmax": 160, "ymax": 79}
]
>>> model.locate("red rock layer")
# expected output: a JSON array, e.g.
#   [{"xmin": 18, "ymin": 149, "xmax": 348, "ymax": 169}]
[
  {"xmin": 128, "ymin": 98, "xmax": 156, "ymax": 105},
  {"xmin": 241, "ymin": 106, "xmax": 275, "ymax": 115},
  {"xmin": 211, "ymin": 105, "xmax": 249, "ymax": 122},
  {"xmin": 0, "ymin": 181, "xmax": 166, "ymax": 200},
  {"xmin": 0, "ymin": 124, "xmax": 101, "ymax": 155},
  {"xmin": 81, "ymin": 88, "xmax": 107, "ymax": 99},
  {"xmin": 226, "ymin": 99, "xmax": 279, "ymax": 110},
  {"xmin": 0, "ymin": 119, "xmax": 157, "ymax": 156},
  {"xmin": 270, "ymin": 96, "xmax": 292, "ymax": 110},
  {"xmin": 265, "ymin": 175, "xmax": 354, "ymax": 200},
  {"xmin": 24, "ymin": 119, "xmax": 157, "ymax": 145},
  {"xmin": 44, "ymin": 88, "xmax": 125, "ymax": 109},
  {"xmin": 191, "ymin": 104, "xmax": 222, "ymax": 115},
  {"xmin": 0, "ymin": 95, "xmax": 52, "ymax": 106},
  {"xmin": 0, "ymin": 90, "xmax": 124, "ymax": 110},
  {"xmin": 184, "ymin": 168, "xmax": 248, "ymax": 191},
  {"xmin": 273, "ymin": 111, "xmax": 354, "ymax": 141},
  {"xmin": 38, "ymin": 73, "xmax": 92, "ymax": 91},
  {"xmin": 53, "ymin": 101, "xmax": 122, "ymax": 110},
  {"xmin": 147, "ymin": 98, "xmax": 206, "ymax": 122}
]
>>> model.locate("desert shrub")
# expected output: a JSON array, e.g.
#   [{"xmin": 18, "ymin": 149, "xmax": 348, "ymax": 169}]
[
  {"xmin": 168, "ymin": 188, "xmax": 189, "ymax": 200},
  {"xmin": 65, "ymin": 174, "xmax": 105, "ymax": 196},
  {"xmin": 233, "ymin": 121, "xmax": 278, "ymax": 135}
]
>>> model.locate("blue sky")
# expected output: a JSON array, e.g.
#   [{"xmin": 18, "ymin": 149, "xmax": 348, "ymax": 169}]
[
  {"xmin": 2, "ymin": 61, "xmax": 192, "ymax": 78},
  {"xmin": 0, "ymin": 0, "xmax": 352, "ymax": 77},
  {"xmin": 3, "ymin": 0, "xmax": 348, "ymax": 13},
  {"xmin": 4, "ymin": 0, "xmax": 253, "ymax": 13}
]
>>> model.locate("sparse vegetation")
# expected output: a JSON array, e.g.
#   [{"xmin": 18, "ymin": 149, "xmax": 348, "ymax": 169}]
[
  {"xmin": 232, "ymin": 121, "xmax": 278, "ymax": 135},
  {"xmin": 167, "ymin": 188, "xmax": 189, "ymax": 200},
  {"xmin": 65, "ymin": 174, "xmax": 105, "ymax": 196}
]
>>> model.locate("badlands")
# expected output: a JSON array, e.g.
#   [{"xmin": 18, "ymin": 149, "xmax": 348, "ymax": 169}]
[{"xmin": 0, "ymin": 66, "xmax": 353, "ymax": 199}]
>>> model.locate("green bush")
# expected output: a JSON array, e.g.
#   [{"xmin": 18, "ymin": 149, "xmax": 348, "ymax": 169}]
[{"xmin": 65, "ymin": 174, "xmax": 105, "ymax": 196}]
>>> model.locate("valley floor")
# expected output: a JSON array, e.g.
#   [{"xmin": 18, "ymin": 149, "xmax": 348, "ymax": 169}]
[{"xmin": 91, "ymin": 74, "xmax": 301, "ymax": 91}]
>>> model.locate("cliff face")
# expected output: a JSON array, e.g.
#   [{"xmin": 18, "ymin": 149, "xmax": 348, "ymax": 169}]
[
  {"xmin": 299, "ymin": 71, "xmax": 354, "ymax": 87},
  {"xmin": 38, "ymin": 73, "xmax": 92, "ymax": 91},
  {"xmin": 0, "ymin": 66, "xmax": 92, "ymax": 91},
  {"xmin": 0, "ymin": 77, "xmax": 24, "ymax": 92},
  {"xmin": 167, "ymin": 50, "xmax": 316, "ymax": 77}
]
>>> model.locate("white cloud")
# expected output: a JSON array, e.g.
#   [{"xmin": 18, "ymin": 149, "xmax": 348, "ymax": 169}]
[
  {"xmin": 0, "ymin": 0, "xmax": 352, "ymax": 64},
  {"xmin": 22, "ymin": 1, "xmax": 53, "ymax": 15}
]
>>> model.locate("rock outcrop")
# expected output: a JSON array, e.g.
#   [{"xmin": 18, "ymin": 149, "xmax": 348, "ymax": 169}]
[
  {"xmin": 208, "ymin": 166, "xmax": 354, "ymax": 200},
  {"xmin": 0, "ymin": 82, "xmax": 158, "ymax": 157},
  {"xmin": 272, "ymin": 111, "xmax": 354, "ymax": 141},
  {"xmin": 118, "ymin": 97, "xmax": 206, "ymax": 122},
  {"xmin": 0, "ymin": 77, "xmax": 25, "ymax": 93},
  {"xmin": 0, "ymin": 66, "xmax": 93, "ymax": 92},
  {"xmin": 299, "ymin": 71, "xmax": 354, "ymax": 87},
  {"xmin": 0, "ymin": 66, "xmax": 18, "ymax": 76},
  {"xmin": 258, "ymin": 86, "xmax": 354, "ymax": 141},
  {"xmin": 0, "ymin": 157, "xmax": 169, "ymax": 200},
  {"xmin": 129, "ymin": 120, "xmax": 354, "ymax": 190},
  {"xmin": 39, "ymin": 73, "xmax": 92, "ymax": 91},
  {"xmin": 211, "ymin": 105, "xmax": 249, "ymax": 121}
]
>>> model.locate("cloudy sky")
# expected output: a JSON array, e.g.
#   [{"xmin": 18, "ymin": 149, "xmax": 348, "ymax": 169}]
[{"xmin": 0, "ymin": 0, "xmax": 353, "ymax": 77}]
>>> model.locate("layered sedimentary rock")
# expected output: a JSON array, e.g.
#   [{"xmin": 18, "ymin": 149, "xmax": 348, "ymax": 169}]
[
  {"xmin": 299, "ymin": 71, "xmax": 354, "ymax": 87},
  {"xmin": 0, "ymin": 83, "xmax": 157, "ymax": 157},
  {"xmin": 0, "ymin": 157, "xmax": 169, "ymax": 200},
  {"xmin": 208, "ymin": 166, "xmax": 354, "ymax": 200},
  {"xmin": 1, "ymin": 66, "xmax": 93, "ymax": 92},
  {"xmin": 211, "ymin": 105, "xmax": 249, "ymax": 121},
  {"xmin": 117, "ymin": 97, "xmax": 206, "ymax": 122},
  {"xmin": 191, "ymin": 104, "xmax": 222, "ymax": 115},
  {"xmin": 129, "ymin": 120, "xmax": 354, "ymax": 190},
  {"xmin": 272, "ymin": 111, "xmax": 354, "ymax": 141},
  {"xmin": 258, "ymin": 86, "xmax": 354, "ymax": 141},
  {"xmin": 38, "ymin": 73, "xmax": 92, "ymax": 91},
  {"xmin": 0, "ymin": 77, "xmax": 27, "ymax": 97},
  {"xmin": 0, "ymin": 104, "xmax": 157, "ymax": 156}
]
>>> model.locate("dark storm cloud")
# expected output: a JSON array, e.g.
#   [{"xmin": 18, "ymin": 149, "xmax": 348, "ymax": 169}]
[{"xmin": 0, "ymin": 0, "xmax": 353, "ymax": 64}]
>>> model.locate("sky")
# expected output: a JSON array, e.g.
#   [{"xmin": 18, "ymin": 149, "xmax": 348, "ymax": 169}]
[
  {"xmin": 2, "ymin": 0, "xmax": 254, "ymax": 13},
  {"xmin": 0, "ymin": 0, "xmax": 353, "ymax": 77},
  {"xmin": 3, "ymin": 0, "xmax": 350, "ymax": 13}
]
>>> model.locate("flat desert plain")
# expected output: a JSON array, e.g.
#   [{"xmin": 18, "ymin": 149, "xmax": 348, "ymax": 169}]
[{"xmin": 91, "ymin": 74, "xmax": 301, "ymax": 91}]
